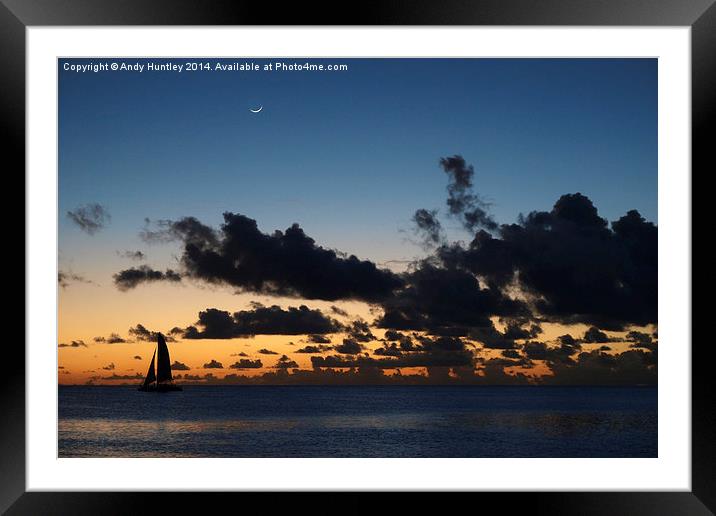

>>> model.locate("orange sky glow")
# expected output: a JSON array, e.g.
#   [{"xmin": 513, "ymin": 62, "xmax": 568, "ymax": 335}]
[{"xmin": 58, "ymin": 278, "xmax": 654, "ymax": 386}]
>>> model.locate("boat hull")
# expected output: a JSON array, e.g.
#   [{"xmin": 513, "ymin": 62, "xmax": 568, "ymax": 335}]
[{"xmin": 138, "ymin": 383, "xmax": 183, "ymax": 392}]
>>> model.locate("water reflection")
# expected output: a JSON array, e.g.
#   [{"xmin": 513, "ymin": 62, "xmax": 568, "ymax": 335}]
[{"xmin": 58, "ymin": 386, "xmax": 657, "ymax": 458}]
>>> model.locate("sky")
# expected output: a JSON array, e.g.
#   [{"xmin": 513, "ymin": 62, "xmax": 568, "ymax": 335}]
[{"xmin": 58, "ymin": 58, "xmax": 658, "ymax": 386}]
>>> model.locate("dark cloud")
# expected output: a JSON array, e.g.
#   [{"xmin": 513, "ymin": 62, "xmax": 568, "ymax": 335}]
[
  {"xmin": 230, "ymin": 352, "xmax": 249, "ymax": 357},
  {"xmin": 133, "ymin": 355, "xmax": 142, "ymax": 360},
  {"xmin": 440, "ymin": 155, "xmax": 498, "ymax": 232},
  {"xmin": 583, "ymin": 326, "xmax": 611, "ymax": 343},
  {"xmin": 522, "ymin": 338, "xmax": 581, "ymax": 365},
  {"xmin": 202, "ymin": 359, "xmax": 223, "ymax": 369},
  {"xmin": 66, "ymin": 203, "xmax": 110, "ymax": 235},
  {"xmin": 383, "ymin": 330, "xmax": 404, "ymax": 341},
  {"xmin": 500, "ymin": 318, "xmax": 543, "ymax": 340},
  {"xmin": 140, "ymin": 216, "xmax": 219, "ymax": 246},
  {"xmin": 333, "ymin": 338, "xmax": 363, "ymax": 355},
  {"xmin": 558, "ymin": 334, "xmax": 579, "ymax": 348},
  {"xmin": 94, "ymin": 333, "xmax": 129, "ymax": 344},
  {"xmin": 545, "ymin": 349, "xmax": 656, "ymax": 385},
  {"xmin": 58, "ymin": 271, "xmax": 95, "ymax": 289},
  {"xmin": 437, "ymin": 193, "xmax": 657, "ymax": 330},
  {"xmin": 501, "ymin": 349, "xmax": 522, "ymax": 359},
  {"xmin": 377, "ymin": 264, "xmax": 526, "ymax": 335},
  {"xmin": 142, "ymin": 212, "xmax": 402, "ymax": 302},
  {"xmin": 312, "ymin": 349, "xmax": 473, "ymax": 370},
  {"xmin": 521, "ymin": 341, "xmax": 549, "ymax": 361},
  {"xmin": 128, "ymin": 324, "xmax": 176, "ymax": 342},
  {"xmin": 171, "ymin": 365, "xmax": 499, "ymax": 385},
  {"xmin": 377, "ymin": 335, "xmax": 476, "ymax": 370},
  {"xmin": 345, "ymin": 320, "xmax": 375, "ymax": 342},
  {"xmin": 274, "ymin": 355, "xmax": 299, "ymax": 369},
  {"xmin": 481, "ymin": 357, "xmax": 526, "ymax": 369},
  {"xmin": 626, "ymin": 331, "xmax": 656, "ymax": 351},
  {"xmin": 229, "ymin": 359, "xmax": 263, "ymax": 369},
  {"xmin": 229, "ymin": 303, "xmax": 341, "ymax": 336},
  {"xmin": 330, "ymin": 306, "xmax": 349, "ymax": 317},
  {"xmin": 175, "ymin": 374, "xmax": 203, "ymax": 381},
  {"xmin": 296, "ymin": 345, "xmax": 331, "ymax": 354},
  {"xmin": 382, "ymin": 330, "xmax": 416, "ymax": 350},
  {"xmin": 316, "ymin": 333, "xmax": 475, "ymax": 371},
  {"xmin": 58, "ymin": 340, "xmax": 87, "ymax": 348},
  {"xmin": 258, "ymin": 348, "xmax": 278, "ymax": 355},
  {"xmin": 469, "ymin": 325, "xmax": 520, "ymax": 350},
  {"xmin": 103, "ymin": 373, "xmax": 144, "ymax": 381},
  {"xmin": 113, "ymin": 266, "xmax": 182, "ymax": 291},
  {"xmin": 166, "ymin": 345, "xmax": 654, "ymax": 386},
  {"xmin": 412, "ymin": 208, "xmax": 444, "ymax": 247},
  {"xmin": 307, "ymin": 334, "xmax": 331, "ymax": 344},
  {"xmin": 171, "ymin": 361, "xmax": 190, "ymax": 370},
  {"xmin": 415, "ymin": 335, "xmax": 468, "ymax": 353},
  {"xmin": 476, "ymin": 360, "xmax": 533, "ymax": 385},
  {"xmin": 182, "ymin": 304, "xmax": 342, "ymax": 339},
  {"xmin": 374, "ymin": 342, "xmax": 404, "ymax": 357},
  {"xmin": 181, "ymin": 309, "xmax": 244, "ymax": 340},
  {"xmin": 102, "ymin": 362, "xmax": 115, "ymax": 371},
  {"xmin": 118, "ymin": 250, "xmax": 146, "ymax": 261}
]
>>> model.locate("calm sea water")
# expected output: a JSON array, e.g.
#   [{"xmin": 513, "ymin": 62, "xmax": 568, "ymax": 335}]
[{"xmin": 58, "ymin": 385, "xmax": 657, "ymax": 457}]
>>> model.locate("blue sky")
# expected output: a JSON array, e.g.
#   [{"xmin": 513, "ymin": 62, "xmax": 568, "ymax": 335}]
[{"xmin": 59, "ymin": 58, "xmax": 656, "ymax": 266}]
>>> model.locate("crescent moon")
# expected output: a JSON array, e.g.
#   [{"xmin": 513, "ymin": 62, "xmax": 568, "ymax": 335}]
[{"xmin": 250, "ymin": 106, "xmax": 263, "ymax": 113}]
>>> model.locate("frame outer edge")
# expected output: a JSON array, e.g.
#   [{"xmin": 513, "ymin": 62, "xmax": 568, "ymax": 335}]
[
  {"xmin": 0, "ymin": 0, "xmax": 715, "ymax": 25},
  {"xmin": 692, "ymin": 1, "xmax": 716, "ymax": 513},
  {"xmin": 0, "ymin": 1, "xmax": 27, "ymax": 515},
  {"xmin": 6, "ymin": 0, "xmax": 711, "ymax": 511},
  {"xmin": 2, "ymin": 492, "xmax": 715, "ymax": 515}
]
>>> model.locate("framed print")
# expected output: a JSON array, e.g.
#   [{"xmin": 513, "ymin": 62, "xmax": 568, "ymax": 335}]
[{"xmin": 6, "ymin": 0, "xmax": 712, "ymax": 513}]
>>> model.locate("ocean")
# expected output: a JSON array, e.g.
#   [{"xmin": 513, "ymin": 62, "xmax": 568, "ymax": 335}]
[{"xmin": 58, "ymin": 385, "xmax": 657, "ymax": 458}]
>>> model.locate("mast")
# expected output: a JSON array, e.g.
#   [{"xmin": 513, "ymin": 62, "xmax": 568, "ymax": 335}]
[{"xmin": 156, "ymin": 333, "xmax": 173, "ymax": 384}]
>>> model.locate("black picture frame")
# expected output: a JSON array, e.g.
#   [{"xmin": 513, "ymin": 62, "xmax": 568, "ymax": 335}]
[{"xmin": 5, "ymin": 0, "xmax": 710, "ymax": 513}]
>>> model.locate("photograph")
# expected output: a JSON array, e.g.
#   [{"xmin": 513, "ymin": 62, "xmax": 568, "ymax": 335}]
[{"xmin": 57, "ymin": 57, "xmax": 658, "ymax": 459}]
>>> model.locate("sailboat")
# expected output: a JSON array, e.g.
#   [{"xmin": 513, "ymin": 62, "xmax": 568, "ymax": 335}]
[{"xmin": 138, "ymin": 333, "xmax": 183, "ymax": 392}]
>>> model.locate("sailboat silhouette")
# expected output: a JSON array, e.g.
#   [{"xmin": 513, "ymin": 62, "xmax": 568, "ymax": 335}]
[{"xmin": 138, "ymin": 333, "xmax": 183, "ymax": 392}]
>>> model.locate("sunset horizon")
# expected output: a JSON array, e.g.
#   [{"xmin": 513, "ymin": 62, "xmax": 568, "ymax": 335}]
[{"xmin": 59, "ymin": 171, "xmax": 657, "ymax": 387}]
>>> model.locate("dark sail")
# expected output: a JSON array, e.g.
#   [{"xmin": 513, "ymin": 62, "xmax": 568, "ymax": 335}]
[
  {"xmin": 156, "ymin": 333, "xmax": 173, "ymax": 383},
  {"xmin": 142, "ymin": 350, "xmax": 156, "ymax": 387}
]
